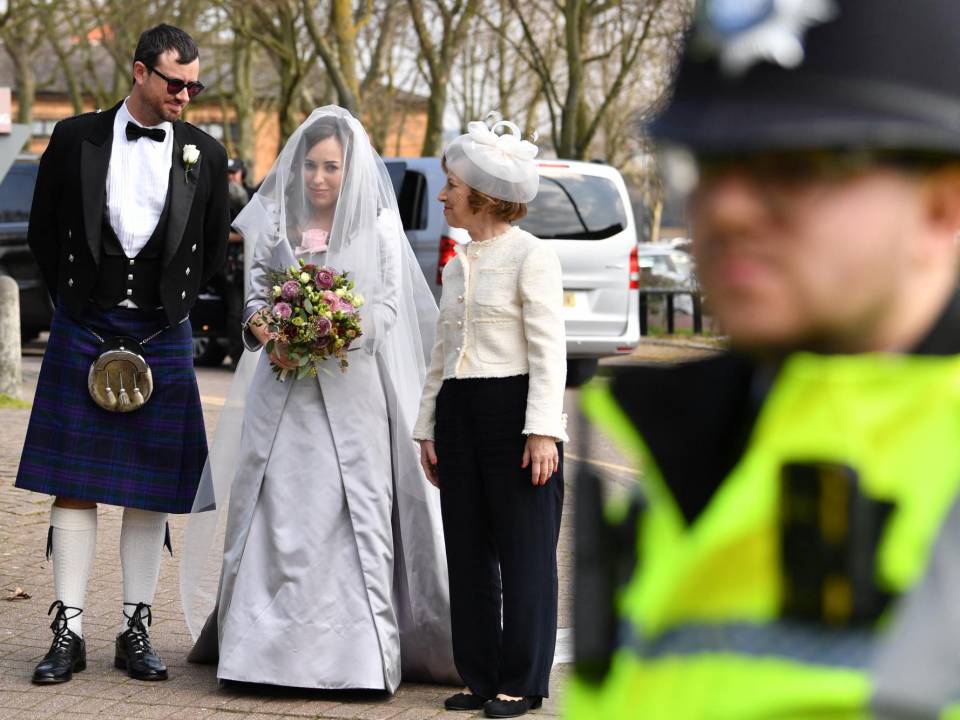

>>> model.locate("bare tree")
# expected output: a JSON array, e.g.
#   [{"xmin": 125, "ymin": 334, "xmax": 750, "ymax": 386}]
[
  {"xmin": 450, "ymin": 0, "xmax": 549, "ymax": 137},
  {"xmin": 38, "ymin": 2, "xmax": 86, "ymax": 115},
  {"xmin": 356, "ymin": 1, "xmax": 422, "ymax": 153},
  {"xmin": 407, "ymin": 0, "xmax": 480, "ymax": 155},
  {"xmin": 0, "ymin": 0, "xmax": 45, "ymax": 122},
  {"xmin": 221, "ymin": 0, "xmax": 317, "ymax": 144},
  {"xmin": 502, "ymin": 0, "xmax": 691, "ymax": 159},
  {"xmin": 302, "ymin": 0, "xmax": 408, "ymax": 124}
]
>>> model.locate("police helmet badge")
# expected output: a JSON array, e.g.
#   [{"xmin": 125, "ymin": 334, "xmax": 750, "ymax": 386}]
[{"xmin": 695, "ymin": 0, "xmax": 838, "ymax": 76}]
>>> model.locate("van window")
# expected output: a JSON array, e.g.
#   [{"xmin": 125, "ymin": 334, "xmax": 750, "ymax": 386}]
[
  {"xmin": 0, "ymin": 164, "xmax": 38, "ymax": 223},
  {"xmin": 384, "ymin": 162, "xmax": 428, "ymax": 232},
  {"xmin": 521, "ymin": 173, "xmax": 627, "ymax": 240}
]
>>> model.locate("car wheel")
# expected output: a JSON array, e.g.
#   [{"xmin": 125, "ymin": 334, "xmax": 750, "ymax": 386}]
[
  {"xmin": 193, "ymin": 336, "xmax": 227, "ymax": 367},
  {"xmin": 566, "ymin": 358, "xmax": 599, "ymax": 388}
]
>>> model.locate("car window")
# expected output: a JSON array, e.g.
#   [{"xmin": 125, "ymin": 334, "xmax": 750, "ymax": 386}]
[
  {"xmin": 384, "ymin": 161, "xmax": 406, "ymax": 197},
  {"xmin": 0, "ymin": 164, "xmax": 37, "ymax": 223},
  {"xmin": 385, "ymin": 163, "xmax": 428, "ymax": 232},
  {"xmin": 520, "ymin": 172, "xmax": 627, "ymax": 240}
]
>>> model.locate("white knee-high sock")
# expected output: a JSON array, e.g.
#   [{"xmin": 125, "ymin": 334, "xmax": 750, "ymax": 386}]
[
  {"xmin": 50, "ymin": 506, "xmax": 98, "ymax": 637},
  {"xmin": 119, "ymin": 507, "xmax": 167, "ymax": 632}
]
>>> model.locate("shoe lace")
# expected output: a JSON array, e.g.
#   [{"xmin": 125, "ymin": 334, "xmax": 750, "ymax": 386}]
[
  {"xmin": 122, "ymin": 602, "xmax": 153, "ymax": 656},
  {"xmin": 46, "ymin": 600, "xmax": 81, "ymax": 651}
]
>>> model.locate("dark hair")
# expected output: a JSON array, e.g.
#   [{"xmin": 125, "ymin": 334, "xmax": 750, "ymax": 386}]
[
  {"xmin": 302, "ymin": 118, "xmax": 348, "ymax": 153},
  {"xmin": 441, "ymin": 155, "xmax": 528, "ymax": 222},
  {"xmin": 133, "ymin": 24, "xmax": 199, "ymax": 69}
]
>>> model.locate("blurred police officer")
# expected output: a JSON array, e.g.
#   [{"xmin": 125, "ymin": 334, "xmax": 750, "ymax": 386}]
[{"xmin": 568, "ymin": 1, "xmax": 960, "ymax": 717}]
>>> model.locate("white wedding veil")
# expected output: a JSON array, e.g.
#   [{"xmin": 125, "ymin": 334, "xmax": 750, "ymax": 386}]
[{"xmin": 179, "ymin": 107, "xmax": 450, "ymax": 680}]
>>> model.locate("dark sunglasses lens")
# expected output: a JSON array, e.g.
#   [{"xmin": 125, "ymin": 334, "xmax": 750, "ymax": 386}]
[{"xmin": 165, "ymin": 80, "xmax": 204, "ymax": 97}]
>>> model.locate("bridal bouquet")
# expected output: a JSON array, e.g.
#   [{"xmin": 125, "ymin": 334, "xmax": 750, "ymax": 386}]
[{"xmin": 262, "ymin": 260, "xmax": 364, "ymax": 380}]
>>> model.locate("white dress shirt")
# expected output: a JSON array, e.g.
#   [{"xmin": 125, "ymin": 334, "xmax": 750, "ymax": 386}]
[
  {"xmin": 413, "ymin": 225, "xmax": 568, "ymax": 442},
  {"xmin": 106, "ymin": 99, "xmax": 173, "ymax": 258}
]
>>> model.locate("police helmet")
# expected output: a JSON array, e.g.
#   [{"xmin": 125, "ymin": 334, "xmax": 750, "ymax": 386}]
[{"xmin": 652, "ymin": 0, "xmax": 960, "ymax": 155}]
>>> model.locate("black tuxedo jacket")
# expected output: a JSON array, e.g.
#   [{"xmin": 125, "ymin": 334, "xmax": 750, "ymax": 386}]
[{"xmin": 27, "ymin": 101, "xmax": 230, "ymax": 326}]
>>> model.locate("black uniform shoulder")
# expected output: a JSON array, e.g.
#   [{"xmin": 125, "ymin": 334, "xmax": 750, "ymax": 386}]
[{"xmin": 608, "ymin": 352, "xmax": 760, "ymax": 524}]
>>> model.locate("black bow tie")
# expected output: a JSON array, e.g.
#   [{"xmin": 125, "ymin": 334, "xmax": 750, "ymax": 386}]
[{"xmin": 125, "ymin": 121, "xmax": 166, "ymax": 143}]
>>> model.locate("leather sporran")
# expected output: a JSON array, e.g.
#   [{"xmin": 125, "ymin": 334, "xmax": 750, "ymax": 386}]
[{"xmin": 87, "ymin": 336, "xmax": 154, "ymax": 412}]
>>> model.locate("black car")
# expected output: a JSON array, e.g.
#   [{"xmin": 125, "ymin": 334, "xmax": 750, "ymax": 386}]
[{"xmin": 0, "ymin": 157, "xmax": 53, "ymax": 342}]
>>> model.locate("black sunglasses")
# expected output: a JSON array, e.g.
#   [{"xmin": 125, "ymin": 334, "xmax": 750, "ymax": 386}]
[{"xmin": 147, "ymin": 65, "xmax": 205, "ymax": 98}]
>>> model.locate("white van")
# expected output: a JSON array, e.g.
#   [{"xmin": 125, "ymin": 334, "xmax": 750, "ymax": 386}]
[{"xmin": 384, "ymin": 157, "xmax": 641, "ymax": 384}]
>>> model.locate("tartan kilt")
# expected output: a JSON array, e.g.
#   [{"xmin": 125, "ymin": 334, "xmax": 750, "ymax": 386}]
[{"xmin": 15, "ymin": 303, "xmax": 208, "ymax": 513}]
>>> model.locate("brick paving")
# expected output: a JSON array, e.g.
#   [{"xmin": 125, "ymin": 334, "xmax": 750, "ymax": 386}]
[{"xmin": 0, "ymin": 356, "xmax": 603, "ymax": 720}]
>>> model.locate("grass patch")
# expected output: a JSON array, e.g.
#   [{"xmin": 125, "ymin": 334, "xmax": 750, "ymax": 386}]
[{"xmin": 0, "ymin": 393, "xmax": 30, "ymax": 409}]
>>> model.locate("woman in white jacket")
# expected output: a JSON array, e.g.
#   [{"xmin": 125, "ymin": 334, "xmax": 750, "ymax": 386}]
[{"xmin": 413, "ymin": 117, "xmax": 567, "ymax": 719}]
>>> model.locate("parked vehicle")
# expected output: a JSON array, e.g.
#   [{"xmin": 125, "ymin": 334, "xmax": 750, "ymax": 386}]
[
  {"xmin": 191, "ymin": 278, "xmax": 230, "ymax": 366},
  {"xmin": 0, "ymin": 157, "xmax": 52, "ymax": 342},
  {"xmin": 383, "ymin": 157, "xmax": 641, "ymax": 385}
]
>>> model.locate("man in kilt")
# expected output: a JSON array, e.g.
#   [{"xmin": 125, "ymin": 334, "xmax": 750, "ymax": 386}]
[{"xmin": 16, "ymin": 24, "xmax": 229, "ymax": 683}]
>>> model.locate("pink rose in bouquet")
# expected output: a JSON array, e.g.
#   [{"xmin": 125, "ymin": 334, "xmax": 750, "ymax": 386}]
[
  {"xmin": 280, "ymin": 280, "xmax": 301, "ymax": 300},
  {"xmin": 315, "ymin": 267, "xmax": 335, "ymax": 290}
]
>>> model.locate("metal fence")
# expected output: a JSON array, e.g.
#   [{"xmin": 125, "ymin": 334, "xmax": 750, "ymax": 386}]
[{"xmin": 639, "ymin": 289, "xmax": 705, "ymax": 335}]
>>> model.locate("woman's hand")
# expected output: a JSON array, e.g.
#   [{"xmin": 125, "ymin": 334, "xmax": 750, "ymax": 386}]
[
  {"xmin": 419, "ymin": 440, "xmax": 440, "ymax": 488},
  {"xmin": 248, "ymin": 309, "xmax": 298, "ymax": 370},
  {"xmin": 248, "ymin": 308, "xmax": 274, "ymax": 347},
  {"xmin": 268, "ymin": 341, "xmax": 299, "ymax": 371},
  {"xmin": 522, "ymin": 434, "xmax": 559, "ymax": 486}
]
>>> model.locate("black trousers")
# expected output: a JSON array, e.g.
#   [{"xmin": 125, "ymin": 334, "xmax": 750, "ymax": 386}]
[{"xmin": 435, "ymin": 375, "xmax": 563, "ymax": 698}]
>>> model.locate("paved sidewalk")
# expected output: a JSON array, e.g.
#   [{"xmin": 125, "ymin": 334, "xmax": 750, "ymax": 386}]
[{"xmin": 0, "ymin": 360, "xmax": 578, "ymax": 720}]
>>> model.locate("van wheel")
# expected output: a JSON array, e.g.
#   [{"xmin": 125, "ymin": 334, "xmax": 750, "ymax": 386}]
[
  {"xmin": 566, "ymin": 358, "xmax": 598, "ymax": 388},
  {"xmin": 193, "ymin": 336, "xmax": 227, "ymax": 367}
]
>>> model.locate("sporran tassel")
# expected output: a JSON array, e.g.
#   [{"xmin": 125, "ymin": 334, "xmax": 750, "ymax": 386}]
[{"xmin": 103, "ymin": 371, "xmax": 117, "ymax": 409}]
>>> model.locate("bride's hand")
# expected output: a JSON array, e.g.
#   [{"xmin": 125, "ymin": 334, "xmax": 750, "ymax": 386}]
[
  {"xmin": 248, "ymin": 310, "xmax": 299, "ymax": 370},
  {"xmin": 248, "ymin": 308, "xmax": 275, "ymax": 347},
  {"xmin": 268, "ymin": 341, "xmax": 299, "ymax": 370}
]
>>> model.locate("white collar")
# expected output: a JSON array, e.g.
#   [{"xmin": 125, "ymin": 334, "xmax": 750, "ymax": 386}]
[{"xmin": 117, "ymin": 97, "xmax": 172, "ymax": 134}]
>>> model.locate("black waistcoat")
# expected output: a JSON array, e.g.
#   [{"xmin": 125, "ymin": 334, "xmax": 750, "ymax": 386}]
[{"xmin": 92, "ymin": 190, "xmax": 171, "ymax": 310}]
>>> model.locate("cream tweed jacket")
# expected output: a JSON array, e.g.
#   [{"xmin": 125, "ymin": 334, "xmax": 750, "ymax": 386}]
[{"xmin": 413, "ymin": 225, "xmax": 568, "ymax": 442}]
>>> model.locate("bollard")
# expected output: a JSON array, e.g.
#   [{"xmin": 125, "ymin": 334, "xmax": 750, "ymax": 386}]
[{"xmin": 0, "ymin": 275, "xmax": 21, "ymax": 399}]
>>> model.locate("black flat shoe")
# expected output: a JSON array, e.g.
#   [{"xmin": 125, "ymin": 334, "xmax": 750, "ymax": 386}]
[
  {"xmin": 445, "ymin": 692, "xmax": 489, "ymax": 711},
  {"xmin": 32, "ymin": 601, "xmax": 86, "ymax": 684},
  {"xmin": 484, "ymin": 696, "xmax": 543, "ymax": 718},
  {"xmin": 115, "ymin": 602, "xmax": 168, "ymax": 681}
]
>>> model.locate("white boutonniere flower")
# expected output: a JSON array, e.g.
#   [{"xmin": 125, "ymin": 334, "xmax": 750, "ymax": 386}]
[{"xmin": 183, "ymin": 144, "xmax": 200, "ymax": 183}]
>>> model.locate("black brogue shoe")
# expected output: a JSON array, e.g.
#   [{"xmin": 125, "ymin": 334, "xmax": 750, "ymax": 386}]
[
  {"xmin": 115, "ymin": 602, "xmax": 168, "ymax": 681},
  {"xmin": 32, "ymin": 601, "xmax": 86, "ymax": 684}
]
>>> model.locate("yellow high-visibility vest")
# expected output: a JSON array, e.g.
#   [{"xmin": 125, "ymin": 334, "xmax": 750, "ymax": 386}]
[{"xmin": 566, "ymin": 352, "xmax": 960, "ymax": 720}]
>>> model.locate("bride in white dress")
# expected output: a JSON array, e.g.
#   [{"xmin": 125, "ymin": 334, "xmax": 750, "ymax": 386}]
[{"xmin": 180, "ymin": 106, "xmax": 458, "ymax": 692}]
